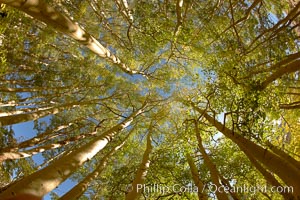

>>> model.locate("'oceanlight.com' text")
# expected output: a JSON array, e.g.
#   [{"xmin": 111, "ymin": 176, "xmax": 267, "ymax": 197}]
[{"xmin": 133, "ymin": 183, "xmax": 293, "ymax": 196}]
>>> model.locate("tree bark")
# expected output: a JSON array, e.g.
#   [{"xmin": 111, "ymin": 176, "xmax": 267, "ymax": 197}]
[
  {"xmin": 241, "ymin": 147, "xmax": 294, "ymax": 200},
  {"xmin": 125, "ymin": 127, "xmax": 153, "ymax": 200},
  {"xmin": 59, "ymin": 129, "xmax": 133, "ymax": 200},
  {"xmin": 0, "ymin": 106, "xmax": 61, "ymax": 126},
  {"xmin": 265, "ymin": 141, "xmax": 300, "ymax": 170},
  {"xmin": 260, "ymin": 59, "xmax": 300, "ymax": 90},
  {"xmin": 0, "ymin": 121, "xmax": 78, "ymax": 153},
  {"xmin": 0, "ymin": 130, "xmax": 97, "ymax": 162},
  {"xmin": 0, "ymin": 98, "xmax": 109, "ymax": 126},
  {"xmin": 0, "ymin": 85, "xmax": 74, "ymax": 93},
  {"xmin": 241, "ymin": 51, "xmax": 300, "ymax": 80},
  {"xmin": 218, "ymin": 176, "xmax": 240, "ymax": 200},
  {"xmin": 186, "ymin": 153, "xmax": 208, "ymax": 200},
  {"xmin": 0, "ymin": 0, "xmax": 143, "ymax": 76},
  {"xmin": 0, "ymin": 103, "xmax": 146, "ymax": 199},
  {"xmin": 194, "ymin": 120, "xmax": 229, "ymax": 200},
  {"xmin": 191, "ymin": 103, "xmax": 300, "ymax": 199}
]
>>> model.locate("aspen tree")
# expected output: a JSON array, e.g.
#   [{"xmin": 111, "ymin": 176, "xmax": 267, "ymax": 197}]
[
  {"xmin": 191, "ymin": 103, "xmax": 300, "ymax": 199},
  {"xmin": 0, "ymin": 103, "xmax": 147, "ymax": 199},
  {"xmin": 125, "ymin": 125, "xmax": 153, "ymax": 200}
]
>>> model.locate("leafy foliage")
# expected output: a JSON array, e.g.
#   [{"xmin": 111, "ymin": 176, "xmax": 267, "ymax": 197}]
[{"xmin": 0, "ymin": 0, "xmax": 299, "ymax": 199}]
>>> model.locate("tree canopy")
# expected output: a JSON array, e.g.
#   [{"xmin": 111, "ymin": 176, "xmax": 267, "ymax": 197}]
[{"xmin": 0, "ymin": 0, "xmax": 299, "ymax": 199}]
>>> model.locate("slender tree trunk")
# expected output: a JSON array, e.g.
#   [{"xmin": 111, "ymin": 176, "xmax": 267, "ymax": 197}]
[
  {"xmin": 194, "ymin": 120, "xmax": 229, "ymax": 200},
  {"xmin": 174, "ymin": 0, "xmax": 183, "ymax": 39},
  {"xmin": 59, "ymin": 128, "xmax": 133, "ymax": 200},
  {"xmin": 114, "ymin": 0, "xmax": 134, "ymax": 22},
  {"xmin": 0, "ymin": 130, "xmax": 97, "ymax": 162},
  {"xmin": 19, "ymin": 124, "xmax": 80, "ymax": 149},
  {"xmin": 0, "ymin": 106, "xmax": 54, "ymax": 117},
  {"xmin": 265, "ymin": 141, "xmax": 300, "ymax": 169},
  {"xmin": 186, "ymin": 153, "xmax": 208, "ymax": 200},
  {"xmin": 0, "ymin": 98, "xmax": 109, "ymax": 126},
  {"xmin": 125, "ymin": 127, "xmax": 153, "ymax": 200},
  {"xmin": 0, "ymin": 92, "xmax": 66, "ymax": 108},
  {"xmin": 0, "ymin": 104, "xmax": 146, "ymax": 199},
  {"xmin": 0, "ymin": 106, "xmax": 61, "ymax": 126},
  {"xmin": 260, "ymin": 59, "xmax": 300, "ymax": 90},
  {"xmin": 191, "ymin": 104, "xmax": 300, "ymax": 199},
  {"xmin": 0, "ymin": 85, "xmax": 74, "ymax": 93},
  {"xmin": 241, "ymin": 51, "xmax": 300, "ymax": 80},
  {"xmin": 242, "ymin": 147, "xmax": 294, "ymax": 200},
  {"xmin": 0, "ymin": 121, "xmax": 78, "ymax": 153},
  {"xmin": 218, "ymin": 176, "xmax": 240, "ymax": 200},
  {"xmin": 0, "ymin": 142, "xmax": 70, "ymax": 163},
  {"xmin": 0, "ymin": 0, "xmax": 143, "ymax": 76}
]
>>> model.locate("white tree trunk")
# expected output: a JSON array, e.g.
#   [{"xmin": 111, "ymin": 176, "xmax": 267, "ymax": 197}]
[
  {"xmin": 0, "ymin": 104, "xmax": 146, "ymax": 199},
  {"xmin": 191, "ymin": 104, "xmax": 300, "ymax": 198},
  {"xmin": 59, "ymin": 129, "xmax": 133, "ymax": 200},
  {"xmin": 0, "ymin": 0, "xmax": 143, "ymax": 75},
  {"xmin": 125, "ymin": 127, "xmax": 153, "ymax": 200}
]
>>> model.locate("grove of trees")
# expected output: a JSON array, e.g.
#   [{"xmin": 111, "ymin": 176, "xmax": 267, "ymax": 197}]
[{"xmin": 0, "ymin": 0, "xmax": 299, "ymax": 199}]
